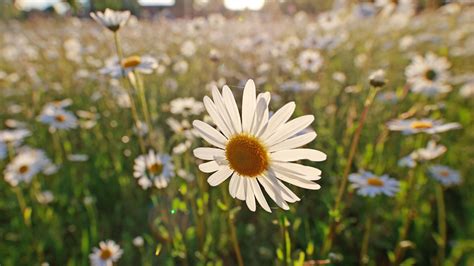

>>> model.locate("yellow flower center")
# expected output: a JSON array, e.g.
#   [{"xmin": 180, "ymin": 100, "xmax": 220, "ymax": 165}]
[
  {"xmin": 121, "ymin": 56, "xmax": 141, "ymax": 68},
  {"xmin": 100, "ymin": 248, "xmax": 112, "ymax": 260},
  {"xmin": 439, "ymin": 170, "xmax": 450, "ymax": 178},
  {"xmin": 225, "ymin": 134, "xmax": 269, "ymax": 177},
  {"xmin": 367, "ymin": 177, "xmax": 384, "ymax": 187},
  {"xmin": 18, "ymin": 165, "xmax": 29, "ymax": 174},
  {"xmin": 410, "ymin": 121, "xmax": 433, "ymax": 130},
  {"xmin": 55, "ymin": 115, "xmax": 66, "ymax": 123},
  {"xmin": 148, "ymin": 163, "xmax": 163, "ymax": 175}
]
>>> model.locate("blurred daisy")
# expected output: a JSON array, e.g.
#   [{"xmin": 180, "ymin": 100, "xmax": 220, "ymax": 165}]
[
  {"xmin": 4, "ymin": 148, "xmax": 50, "ymax": 186},
  {"xmin": 193, "ymin": 79, "xmax": 326, "ymax": 212},
  {"xmin": 181, "ymin": 40, "xmax": 197, "ymax": 57},
  {"xmin": 133, "ymin": 150, "xmax": 174, "ymax": 189},
  {"xmin": 89, "ymin": 240, "xmax": 123, "ymax": 266},
  {"xmin": 298, "ymin": 50, "xmax": 323, "ymax": 73},
  {"xmin": 459, "ymin": 81, "xmax": 474, "ymax": 98},
  {"xmin": 349, "ymin": 170, "xmax": 400, "ymax": 197},
  {"xmin": 405, "ymin": 52, "xmax": 451, "ymax": 96},
  {"xmin": 429, "ymin": 165, "xmax": 461, "ymax": 186},
  {"xmin": 132, "ymin": 236, "xmax": 144, "ymax": 247},
  {"xmin": 90, "ymin": 8, "xmax": 130, "ymax": 32},
  {"xmin": 369, "ymin": 69, "xmax": 386, "ymax": 87},
  {"xmin": 170, "ymin": 97, "xmax": 205, "ymax": 116},
  {"xmin": 38, "ymin": 106, "xmax": 78, "ymax": 130},
  {"xmin": 387, "ymin": 118, "xmax": 461, "ymax": 135},
  {"xmin": 100, "ymin": 55, "xmax": 157, "ymax": 78},
  {"xmin": 0, "ymin": 129, "xmax": 31, "ymax": 146},
  {"xmin": 36, "ymin": 190, "xmax": 54, "ymax": 205},
  {"xmin": 411, "ymin": 140, "xmax": 446, "ymax": 161},
  {"xmin": 398, "ymin": 155, "xmax": 416, "ymax": 168}
]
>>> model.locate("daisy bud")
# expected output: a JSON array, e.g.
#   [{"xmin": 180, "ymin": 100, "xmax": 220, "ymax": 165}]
[{"xmin": 369, "ymin": 69, "xmax": 386, "ymax": 87}]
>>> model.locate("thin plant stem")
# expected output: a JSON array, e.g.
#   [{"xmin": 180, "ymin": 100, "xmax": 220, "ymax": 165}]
[
  {"xmin": 322, "ymin": 86, "xmax": 380, "ymax": 256},
  {"xmin": 360, "ymin": 216, "xmax": 372, "ymax": 265},
  {"xmin": 436, "ymin": 184, "xmax": 446, "ymax": 265},
  {"xmin": 221, "ymin": 188, "xmax": 244, "ymax": 266},
  {"xmin": 133, "ymin": 71, "xmax": 154, "ymax": 142}
]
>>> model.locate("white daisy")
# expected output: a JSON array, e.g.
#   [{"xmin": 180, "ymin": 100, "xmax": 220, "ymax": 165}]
[
  {"xmin": 89, "ymin": 240, "xmax": 123, "ymax": 266},
  {"xmin": 398, "ymin": 155, "xmax": 416, "ymax": 168},
  {"xmin": 170, "ymin": 97, "xmax": 205, "ymax": 116},
  {"xmin": 4, "ymin": 147, "xmax": 50, "ymax": 186},
  {"xmin": 90, "ymin": 8, "xmax": 131, "ymax": 32},
  {"xmin": 387, "ymin": 118, "xmax": 461, "ymax": 135},
  {"xmin": 298, "ymin": 50, "xmax": 324, "ymax": 73},
  {"xmin": 100, "ymin": 55, "xmax": 158, "ymax": 78},
  {"xmin": 411, "ymin": 140, "xmax": 447, "ymax": 161},
  {"xmin": 133, "ymin": 150, "xmax": 174, "ymax": 189},
  {"xmin": 428, "ymin": 165, "xmax": 461, "ymax": 186},
  {"xmin": 349, "ymin": 171, "xmax": 400, "ymax": 197},
  {"xmin": 181, "ymin": 40, "xmax": 197, "ymax": 57},
  {"xmin": 369, "ymin": 69, "xmax": 386, "ymax": 87},
  {"xmin": 38, "ymin": 105, "xmax": 78, "ymax": 130},
  {"xmin": 193, "ymin": 79, "xmax": 326, "ymax": 212},
  {"xmin": 0, "ymin": 128, "xmax": 31, "ymax": 146},
  {"xmin": 405, "ymin": 52, "xmax": 451, "ymax": 96},
  {"xmin": 132, "ymin": 236, "xmax": 144, "ymax": 247},
  {"xmin": 459, "ymin": 81, "xmax": 474, "ymax": 98}
]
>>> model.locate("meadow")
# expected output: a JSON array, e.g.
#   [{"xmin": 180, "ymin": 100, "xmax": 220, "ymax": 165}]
[{"xmin": 0, "ymin": 3, "xmax": 474, "ymax": 266}]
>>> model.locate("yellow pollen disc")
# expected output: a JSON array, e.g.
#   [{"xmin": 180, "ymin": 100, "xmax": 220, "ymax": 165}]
[
  {"xmin": 439, "ymin": 170, "xmax": 450, "ymax": 177},
  {"xmin": 18, "ymin": 165, "xmax": 29, "ymax": 174},
  {"xmin": 55, "ymin": 115, "xmax": 66, "ymax": 122},
  {"xmin": 121, "ymin": 56, "xmax": 141, "ymax": 68},
  {"xmin": 225, "ymin": 134, "xmax": 269, "ymax": 177},
  {"xmin": 410, "ymin": 121, "xmax": 433, "ymax": 130},
  {"xmin": 148, "ymin": 163, "xmax": 163, "ymax": 175},
  {"xmin": 100, "ymin": 248, "xmax": 112, "ymax": 260},
  {"xmin": 367, "ymin": 177, "xmax": 384, "ymax": 187}
]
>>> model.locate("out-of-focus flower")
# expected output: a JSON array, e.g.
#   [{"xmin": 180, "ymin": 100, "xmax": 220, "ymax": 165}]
[
  {"xmin": 67, "ymin": 154, "xmax": 89, "ymax": 162},
  {"xmin": 387, "ymin": 118, "xmax": 461, "ymax": 135},
  {"xmin": 181, "ymin": 40, "xmax": 196, "ymax": 57},
  {"xmin": 133, "ymin": 150, "xmax": 174, "ymax": 189},
  {"xmin": 170, "ymin": 97, "xmax": 204, "ymax": 116},
  {"xmin": 411, "ymin": 140, "xmax": 447, "ymax": 161},
  {"xmin": 36, "ymin": 190, "xmax": 54, "ymax": 204},
  {"xmin": 90, "ymin": 9, "xmax": 131, "ymax": 32},
  {"xmin": 369, "ymin": 69, "xmax": 386, "ymax": 87},
  {"xmin": 398, "ymin": 155, "xmax": 416, "ymax": 168},
  {"xmin": 173, "ymin": 140, "xmax": 192, "ymax": 154},
  {"xmin": 177, "ymin": 169, "xmax": 195, "ymax": 182},
  {"xmin": 100, "ymin": 55, "xmax": 157, "ymax": 78},
  {"xmin": 38, "ymin": 105, "xmax": 78, "ymax": 130},
  {"xmin": 459, "ymin": 81, "xmax": 474, "ymax": 98},
  {"xmin": 89, "ymin": 240, "xmax": 123, "ymax": 266},
  {"xmin": 405, "ymin": 53, "xmax": 451, "ymax": 96},
  {"xmin": 193, "ymin": 79, "xmax": 326, "ymax": 212},
  {"xmin": 349, "ymin": 170, "xmax": 400, "ymax": 197},
  {"xmin": 298, "ymin": 50, "xmax": 323, "ymax": 73},
  {"xmin": 132, "ymin": 236, "xmax": 144, "ymax": 247},
  {"xmin": 0, "ymin": 129, "xmax": 31, "ymax": 146},
  {"xmin": 4, "ymin": 148, "xmax": 51, "ymax": 186},
  {"xmin": 428, "ymin": 165, "xmax": 461, "ymax": 186}
]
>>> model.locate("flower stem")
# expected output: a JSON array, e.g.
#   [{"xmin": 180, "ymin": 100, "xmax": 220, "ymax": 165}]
[
  {"xmin": 360, "ymin": 216, "xmax": 372, "ymax": 265},
  {"xmin": 322, "ymin": 86, "xmax": 380, "ymax": 256},
  {"xmin": 436, "ymin": 184, "xmax": 446, "ymax": 264},
  {"xmin": 228, "ymin": 210, "xmax": 244, "ymax": 266}
]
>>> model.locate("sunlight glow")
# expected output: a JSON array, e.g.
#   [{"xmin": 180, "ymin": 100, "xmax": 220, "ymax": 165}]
[{"xmin": 224, "ymin": 0, "xmax": 265, "ymax": 11}]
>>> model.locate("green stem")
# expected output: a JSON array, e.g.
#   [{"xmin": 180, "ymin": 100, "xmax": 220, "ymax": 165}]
[
  {"xmin": 221, "ymin": 188, "xmax": 244, "ymax": 266},
  {"xmin": 360, "ymin": 216, "xmax": 372, "ymax": 265},
  {"xmin": 436, "ymin": 184, "xmax": 446, "ymax": 265},
  {"xmin": 322, "ymin": 86, "xmax": 380, "ymax": 256}
]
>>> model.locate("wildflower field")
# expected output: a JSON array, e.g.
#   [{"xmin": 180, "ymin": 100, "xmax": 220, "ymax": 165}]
[{"xmin": 1, "ymin": 3, "xmax": 474, "ymax": 266}]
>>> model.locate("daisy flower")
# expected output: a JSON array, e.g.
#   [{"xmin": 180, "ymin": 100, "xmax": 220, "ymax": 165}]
[
  {"xmin": 0, "ymin": 128, "xmax": 31, "ymax": 146},
  {"xmin": 387, "ymin": 118, "xmax": 461, "ymax": 135},
  {"xmin": 349, "ymin": 171, "xmax": 400, "ymax": 197},
  {"xmin": 405, "ymin": 52, "xmax": 451, "ymax": 96},
  {"xmin": 38, "ymin": 105, "xmax": 78, "ymax": 130},
  {"xmin": 4, "ymin": 148, "xmax": 50, "ymax": 186},
  {"xmin": 89, "ymin": 240, "xmax": 123, "ymax": 266},
  {"xmin": 170, "ymin": 97, "xmax": 205, "ymax": 116},
  {"xmin": 133, "ymin": 150, "xmax": 174, "ymax": 189},
  {"xmin": 428, "ymin": 165, "xmax": 461, "ymax": 186},
  {"xmin": 90, "ymin": 8, "xmax": 131, "ymax": 32},
  {"xmin": 411, "ymin": 140, "xmax": 446, "ymax": 161},
  {"xmin": 298, "ymin": 50, "xmax": 324, "ymax": 73},
  {"xmin": 193, "ymin": 79, "xmax": 326, "ymax": 212},
  {"xmin": 100, "ymin": 55, "xmax": 158, "ymax": 78}
]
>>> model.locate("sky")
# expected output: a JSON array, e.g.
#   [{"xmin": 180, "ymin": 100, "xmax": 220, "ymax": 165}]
[{"xmin": 16, "ymin": 0, "xmax": 265, "ymax": 11}]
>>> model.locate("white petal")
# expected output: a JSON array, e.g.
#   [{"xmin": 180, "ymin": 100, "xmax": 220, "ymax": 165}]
[
  {"xmin": 250, "ymin": 97, "xmax": 268, "ymax": 135},
  {"xmin": 260, "ymin": 102, "xmax": 295, "ymax": 139},
  {"xmin": 212, "ymin": 87, "xmax": 236, "ymax": 135},
  {"xmin": 257, "ymin": 176, "xmax": 290, "ymax": 210},
  {"xmin": 272, "ymin": 162, "xmax": 322, "ymax": 180},
  {"xmin": 250, "ymin": 178, "xmax": 271, "ymax": 212},
  {"xmin": 222, "ymin": 86, "xmax": 242, "ymax": 133},
  {"xmin": 242, "ymin": 80, "xmax": 257, "ymax": 133},
  {"xmin": 207, "ymin": 166, "xmax": 233, "ymax": 186},
  {"xmin": 271, "ymin": 149, "xmax": 327, "ymax": 162},
  {"xmin": 203, "ymin": 96, "xmax": 232, "ymax": 138},
  {"xmin": 265, "ymin": 173, "xmax": 300, "ymax": 203},
  {"xmin": 236, "ymin": 177, "xmax": 246, "ymax": 200},
  {"xmin": 193, "ymin": 147, "xmax": 225, "ymax": 160},
  {"xmin": 245, "ymin": 179, "xmax": 256, "ymax": 211},
  {"xmin": 198, "ymin": 161, "xmax": 220, "ymax": 173},
  {"xmin": 270, "ymin": 168, "xmax": 321, "ymax": 190},
  {"xmin": 265, "ymin": 115, "xmax": 314, "ymax": 147},
  {"xmin": 229, "ymin": 173, "xmax": 240, "ymax": 198},
  {"xmin": 193, "ymin": 120, "xmax": 227, "ymax": 149},
  {"xmin": 269, "ymin": 131, "xmax": 317, "ymax": 152}
]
